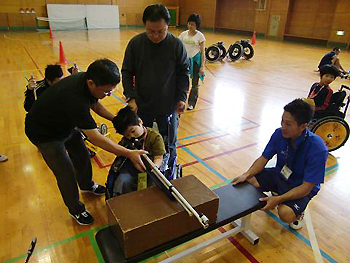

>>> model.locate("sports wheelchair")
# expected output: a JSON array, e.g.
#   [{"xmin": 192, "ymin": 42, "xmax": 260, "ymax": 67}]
[
  {"xmin": 205, "ymin": 40, "xmax": 254, "ymax": 62},
  {"xmin": 308, "ymin": 85, "xmax": 350, "ymax": 152}
]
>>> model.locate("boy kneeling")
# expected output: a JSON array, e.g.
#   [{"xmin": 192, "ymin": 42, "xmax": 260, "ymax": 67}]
[{"xmin": 106, "ymin": 106, "xmax": 166, "ymax": 197}]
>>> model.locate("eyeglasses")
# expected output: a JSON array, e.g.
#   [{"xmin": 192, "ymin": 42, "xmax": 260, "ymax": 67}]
[{"xmin": 146, "ymin": 27, "xmax": 168, "ymax": 37}]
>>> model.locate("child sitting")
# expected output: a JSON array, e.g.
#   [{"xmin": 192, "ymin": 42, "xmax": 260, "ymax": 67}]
[
  {"xmin": 308, "ymin": 64, "xmax": 340, "ymax": 119},
  {"xmin": 106, "ymin": 106, "xmax": 166, "ymax": 197}
]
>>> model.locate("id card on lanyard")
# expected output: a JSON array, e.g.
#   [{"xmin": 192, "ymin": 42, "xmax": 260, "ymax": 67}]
[{"xmin": 281, "ymin": 131, "xmax": 308, "ymax": 180}]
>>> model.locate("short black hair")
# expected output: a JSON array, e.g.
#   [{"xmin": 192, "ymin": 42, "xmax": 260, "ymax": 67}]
[
  {"xmin": 187, "ymin": 13, "xmax": 201, "ymax": 30},
  {"xmin": 113, "ymin": 106, "xmax": 140, "ymax": 135},
  {"xmin": 333, "ymin": 47, "xmax": 341, "ymax": 52},
  {"xmin": 45, "ymin": 64, "xmax": 63, "ymax": 82},
  {"xmin": 284, "ymin": 99, "xmax": 314, "ymax": 125},
  {"xmin": 86, "ymin": 59, "xmax": 120, "ymax": 86},
  {"xmin": 319, "ymin": 64, "xmax": 340, "ymax": 78},
  {"xmin": 142, "ymin": 4, "xmax": 170, "ymax": 25}
]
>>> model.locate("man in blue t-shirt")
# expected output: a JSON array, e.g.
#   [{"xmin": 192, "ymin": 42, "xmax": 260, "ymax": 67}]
[
  {"xmin": 318, "ymin": 47, "xmax": 348, "ymax": 78},
  {"xmin": 232, "ymin": 99, "xmax": 328, "ymax": 230}
]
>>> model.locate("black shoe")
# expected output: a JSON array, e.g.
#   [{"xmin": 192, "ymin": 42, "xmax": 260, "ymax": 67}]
[
  {"xmin": 81, "ymin": 183, "xmax": 106, "ymax": 195},
  {"xmin": 69, "ymin": 210, "xmax": 94, "ymax": 225}
]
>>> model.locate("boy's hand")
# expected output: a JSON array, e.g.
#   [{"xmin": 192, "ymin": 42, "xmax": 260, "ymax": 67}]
[
  {"xmin": 28, "ymin": 75, "xmax": 36, "ymax": 90},
  {"xmin": 126, "ymin": 149, "xmax": 147, "ymax": 171},
  {"xmin": 72, "ymin": 63, "xmax": 79, "ymax": 74}
]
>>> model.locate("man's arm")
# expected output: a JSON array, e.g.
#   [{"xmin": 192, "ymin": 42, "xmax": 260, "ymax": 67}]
[
  {"xmin": 175, "ymin": 40, "xmax": 190, "ymax": 113},
  {"xmin": 82, "ymin": 128, "xmax": 146, "ymax": 171},
  {"xmin": 91, "ymin": 102, "xmax": 114, "ymax": 121},
  {"xmin": 232, "ymin": 155, "xmax": 269, "ymax": 185},
  {"xmin": 259, "ymin": 181, "xmax": 315, "ymax": 211},
  {"xmin": 122, "ymin": 41, "xmax": 137, "ymax": 102}
]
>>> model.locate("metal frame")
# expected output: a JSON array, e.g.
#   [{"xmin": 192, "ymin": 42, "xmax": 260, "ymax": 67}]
[{"xmin": 160, "ymin": 214, "xmax": 259, "ymax": 262}]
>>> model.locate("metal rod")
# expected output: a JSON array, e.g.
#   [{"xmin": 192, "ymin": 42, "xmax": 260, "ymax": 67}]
[{"xmin": 142, "ymin": 154, "xmax": 209, "ymax": 228}]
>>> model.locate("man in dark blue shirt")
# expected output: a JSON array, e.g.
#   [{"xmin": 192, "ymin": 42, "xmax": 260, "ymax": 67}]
[
  {"xmin": 318, "ymin": 47, "xmax": 348, "ymax": 77},
  {"xmin": 232, "ymin": 99, "xmax": 328, "ymax": 230}
]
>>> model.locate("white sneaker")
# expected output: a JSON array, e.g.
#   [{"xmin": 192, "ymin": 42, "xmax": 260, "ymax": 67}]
[
  {"xmin": 187, "ymin": 105, "xmax": 194, "ymax": 110},
  {"xmin": 0, "ymin": 155, "xmax": 8, "ymax": 162},
  {"xmin": 289, "ymin": 212, "xmax": 304, "ymax": 230}
]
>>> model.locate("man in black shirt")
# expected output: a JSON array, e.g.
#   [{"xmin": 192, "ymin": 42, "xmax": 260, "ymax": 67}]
[
  {"xmin": 122, "ymin": 4, "xmax": 190, "ymax": 179},
  {"xmin": 25, "ymin": 59, "xmax": 146, "ymax": 225}
]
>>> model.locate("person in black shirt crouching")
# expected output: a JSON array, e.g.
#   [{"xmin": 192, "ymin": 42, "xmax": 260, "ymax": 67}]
[{"xmin": 25, "ymin": 59, "xmax": 147, "ymax": 225}]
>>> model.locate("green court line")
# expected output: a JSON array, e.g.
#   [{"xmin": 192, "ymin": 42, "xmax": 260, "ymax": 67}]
[
  {"xmin": 4, "ymin": 164, "xmax": 339, "ymax": 263},
  {"xmin": 3, "ymin": 225, "xmax": 107, "ymax": 263},
  {"xmin": 87, "ymin": 231, "xmax": 105, "ymax": 263}
]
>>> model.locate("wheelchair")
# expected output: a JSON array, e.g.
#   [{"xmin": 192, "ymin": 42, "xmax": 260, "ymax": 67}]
[
  {"xmin": 205, "ymin": 40, "xmax": 254, "ymax": 62},
  {"xmin": 308, "ymin": 85, "xmax": 350, "ymax": 152}
]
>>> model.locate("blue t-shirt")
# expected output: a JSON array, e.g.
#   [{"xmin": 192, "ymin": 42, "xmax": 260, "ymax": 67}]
[{"xmin": 262, "ymin": 128, "xmax": 328, "ymax": 194}]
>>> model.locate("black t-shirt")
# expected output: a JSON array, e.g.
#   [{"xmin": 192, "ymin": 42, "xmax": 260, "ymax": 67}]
[{"xmin": 25, "ymin": 72, "xmax": 98, "ymax": 143}]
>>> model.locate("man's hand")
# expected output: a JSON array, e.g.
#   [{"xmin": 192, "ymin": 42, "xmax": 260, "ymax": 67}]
[
  {"xmin": 128, "ymin": 99, "xmax": 138, "ymax": 112},
  {"xmin": 175, "ymin": 101, "xmax": 186, "ymax": 114},
  {"xmin": 126, "ymin": 149, "xmax": 147, "ymax": 172},
  {"xmin": 259, "ymin": 196, "xmax": 281, "ymax": 211},
  {"xmin": 27, "ymin": 75, "xmax": 36, "ymax": 91},
  {"xmin": 231, "ymin": 173, "xmax": 249, "ymax": 185}
]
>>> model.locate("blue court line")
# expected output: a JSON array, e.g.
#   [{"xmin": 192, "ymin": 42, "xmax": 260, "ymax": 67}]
[
  {"xmin": 111, "ymin": 93, "xmax": 127, "ymax": 105},
  {"xmin": 178, "ymin": 129, "xmax": 220, "ymax": 141},
  {"xmin": 178, "ymin": 121, "xmax": 252, "ymax": 142},
  {"xmin": 266, "ymin": 211, "xmax": 337, "ymax": 263},
  {"xmin": 177, "ymin": 141, "xmax": 228, "ymax": 181}
]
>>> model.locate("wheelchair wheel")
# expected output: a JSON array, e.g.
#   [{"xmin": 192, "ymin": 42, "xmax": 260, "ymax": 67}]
[
  {"xmin": 205, "ymin": 45, "xmax": 221, "ymax": 62},
  {"xmin": 310, "ymin": 116, "xmax": 350, "ymax": 152},
  {"xmin": 217, "ymin": 44, "xmax": 227, "ymax": 59},
  {"xmin": 242, "ymin": 43, "xmax": 254, "ymax": 60},
  {"xmin": 227, "ymin": 43, "xmax": 243, "ymax": 61}
]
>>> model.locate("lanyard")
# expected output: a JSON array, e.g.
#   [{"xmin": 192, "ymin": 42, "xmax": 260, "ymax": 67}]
[{"xmin": 285, "ymin": 131, "xmax": 308, "ymax": 170}]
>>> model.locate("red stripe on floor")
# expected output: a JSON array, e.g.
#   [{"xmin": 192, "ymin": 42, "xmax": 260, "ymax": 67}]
[{"xmin": 218, "ymin": 227, "xmax": 259, "ymax": 263}]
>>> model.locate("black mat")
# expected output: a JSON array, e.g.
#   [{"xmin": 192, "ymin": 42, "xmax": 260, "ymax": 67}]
[{"xmin": 95, "ymin": 182, "xmax": 265, "ymax": 263}]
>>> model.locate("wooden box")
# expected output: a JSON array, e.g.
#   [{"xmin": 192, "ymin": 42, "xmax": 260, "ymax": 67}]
[{"xmin": 106, "ymin": 175, "xmax": 219, "ymax": 258}]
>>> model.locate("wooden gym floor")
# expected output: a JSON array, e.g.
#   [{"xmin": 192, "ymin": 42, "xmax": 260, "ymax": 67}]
[{"xmin": 0, "ymin": 28, "xmax": 349, "ymax": 262}]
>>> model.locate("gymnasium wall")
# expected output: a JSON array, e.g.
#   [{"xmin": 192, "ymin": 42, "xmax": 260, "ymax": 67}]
[
  {"xmin": 178, "ymin": 0, "xmax": 217, "ymax": 29},
  {"xmin": 215, "ymin": 0, "xmax": 256, "ymax": 31},
  {"xmin": 0, "ymin": 0, "xmax": 349, "ymax": 46},
  {"xmin": 328, "ymin": 0, "xmax": 350, "ymax": 45},
  {"xmin": 285, "ymin": 0, "xmax": 336, "ymax": 40}
]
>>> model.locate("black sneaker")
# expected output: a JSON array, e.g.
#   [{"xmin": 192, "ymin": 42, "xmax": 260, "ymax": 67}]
[
  {"xmin": 69, "ymin": 210, "xmax": 94, "ymax": 225},
  {"xmin": 81, "ymin": 183, "xmax": 106, "ymax": 195}
]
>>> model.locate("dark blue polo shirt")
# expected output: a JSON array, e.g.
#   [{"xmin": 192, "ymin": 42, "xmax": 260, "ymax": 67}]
[
  {"xmin": 318, "ymin": 51, "xmax": 336, "ymax": 68},
  {"xmin": 262, "ymin": 128, "xmax": 328, "ymax": 195}
]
